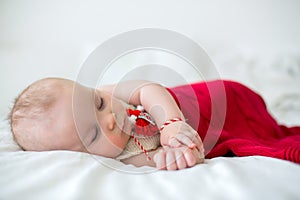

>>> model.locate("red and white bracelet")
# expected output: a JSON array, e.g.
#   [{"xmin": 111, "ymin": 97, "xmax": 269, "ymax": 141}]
[{"xmin": 159, "ymin": 117, "xmax": 183, "ymax": 131}]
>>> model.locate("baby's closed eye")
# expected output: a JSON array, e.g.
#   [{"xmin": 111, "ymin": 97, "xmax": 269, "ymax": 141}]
[
  {"xmin": 95, "ymin": 93, "xmax": 105, "ymax": 111},
  {"xmin": 90, "ymin": 125, "xmax": 100, "ymax": 145}
]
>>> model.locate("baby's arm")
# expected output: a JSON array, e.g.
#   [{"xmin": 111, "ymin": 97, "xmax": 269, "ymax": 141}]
[
  {"xmin": 100, "ymin": 80, "xmax": 204, "ymax": 163},
  {"xmin": 101, "ymin": 81, "xmax": 201, "ymax": 144},
  {"xmin": 99, "ymin": 80, "xmax": 182, "ymax": 126}
]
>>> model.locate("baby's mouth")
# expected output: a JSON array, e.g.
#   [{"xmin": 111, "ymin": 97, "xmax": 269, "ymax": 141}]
[{"xmin": 122, "ymin": 116, "xmax": 132, "ymax": 136}]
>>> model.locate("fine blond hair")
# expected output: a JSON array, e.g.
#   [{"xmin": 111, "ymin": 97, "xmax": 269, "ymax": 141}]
[{"xmin": 9, "ymin": 78, "xmax": 67, "ymax": 150}]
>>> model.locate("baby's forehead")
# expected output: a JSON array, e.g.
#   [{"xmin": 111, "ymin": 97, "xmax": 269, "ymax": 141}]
[{"xmin": 54, "ymin": 82, "xmax": 96, "ymax": 120}]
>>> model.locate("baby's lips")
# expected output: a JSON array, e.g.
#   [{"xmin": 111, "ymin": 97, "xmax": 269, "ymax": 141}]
[{"xmin": 122, "ymin": 117, "xmax": 131, "ymax": 135}]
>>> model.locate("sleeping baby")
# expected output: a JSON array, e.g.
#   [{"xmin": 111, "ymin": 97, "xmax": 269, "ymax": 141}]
[
  {"xmin": 10, "ymin": 78, "xmax": 300, "ymax": 170},
  {"xmin": 9, "ymin": 78, "xmax": 204, "ymax": 170}
]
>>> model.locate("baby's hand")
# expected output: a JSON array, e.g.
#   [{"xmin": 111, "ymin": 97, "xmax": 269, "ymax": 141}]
[
  {"xmin": 153, "ymin": 146, "xmax": 204, "ymax": 170},
  {"xmin": 160, "ymin": 121, "xmax": 204, "ymax": 153}
]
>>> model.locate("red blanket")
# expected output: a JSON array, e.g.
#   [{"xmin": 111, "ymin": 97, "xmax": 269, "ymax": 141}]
[{"xmin": 168, "ymin": 80, "xmax": 300, "ymax": 164}]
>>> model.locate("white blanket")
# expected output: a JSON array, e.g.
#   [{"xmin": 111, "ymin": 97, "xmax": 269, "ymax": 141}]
[{"xmin": 1, "ymin": 115, "xmax": 300, "ymax": 200}]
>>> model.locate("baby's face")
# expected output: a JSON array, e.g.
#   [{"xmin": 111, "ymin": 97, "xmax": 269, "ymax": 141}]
[{"xmin": 44, "ymin": 80, "xmax": 131, "ymax": 158}]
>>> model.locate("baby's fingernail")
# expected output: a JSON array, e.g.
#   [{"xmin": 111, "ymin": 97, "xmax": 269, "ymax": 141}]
[{"xmin": 189, "ymin": 143, "xmax": 196, "ymax": 149}]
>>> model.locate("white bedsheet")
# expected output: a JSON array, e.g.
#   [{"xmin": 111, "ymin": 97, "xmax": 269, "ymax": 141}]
[{"xmin": 1, "ymin": 116, "xmax": 300, "ymax": 200}]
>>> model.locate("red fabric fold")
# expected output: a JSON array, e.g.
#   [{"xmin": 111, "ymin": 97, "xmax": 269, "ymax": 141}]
[{"xmin": 167, "ymin": 80, "xmax": 300, "ymax": 164}]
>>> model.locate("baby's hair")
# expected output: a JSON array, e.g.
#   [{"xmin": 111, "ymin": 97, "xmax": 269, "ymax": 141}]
[{"xmin": 9, "ymin": 78, "xmax": 67, "ymax": 150}]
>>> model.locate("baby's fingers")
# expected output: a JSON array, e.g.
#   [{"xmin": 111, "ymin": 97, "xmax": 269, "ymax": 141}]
[
  {"xmin": 183, "ymin": 148, "xmax": 197, "ymax": 167},
  {"xmin": 168, "ymin": 137, "xmax": 181, "ymax": 148},
  {"xmin": 175, "ymin": 134, "xmax": 196, "ymax": 149},
  {"xmin": 179, "ymin": 129, "xmax": 203, "ymax": 151},
  {"xmin": 166, "ymin": 151, "xmax": 177, "ymax": 170},
  {"xmin": 153, "ymin": 150, "xmax": 166, "ymax": 170},
  {"xmin": 175, "ymin": 150, "xmax": 187, "ymax": 170},
  {"xmin": 191, "ymin": 133, "xmax": 203, "ymax": 152}
]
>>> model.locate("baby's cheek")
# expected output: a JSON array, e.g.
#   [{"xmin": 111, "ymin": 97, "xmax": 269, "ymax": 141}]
[
  {"xmin": 106, "ymin": 134, "xmax": 128, "ymax": 150},
  {"xmin": 97, "ymin": 135, "xmax": 125, "ymax": 157}
]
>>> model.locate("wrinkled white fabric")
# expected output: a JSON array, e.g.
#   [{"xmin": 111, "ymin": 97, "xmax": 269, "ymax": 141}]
[{"xmin": 1, "ymin": 118, "xmax": 300, "ymax": 200}]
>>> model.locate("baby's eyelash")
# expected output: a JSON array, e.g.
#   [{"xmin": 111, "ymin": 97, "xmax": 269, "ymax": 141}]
[{"xmin": 97, "ymin": 96, "xmax": 104, "ymax": 111}]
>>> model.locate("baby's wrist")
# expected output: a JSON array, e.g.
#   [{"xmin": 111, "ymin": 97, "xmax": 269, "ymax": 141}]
[
  {"xmin": 159, "ymin": 119, "xmax": 185, "ymax": 147},
  {"xmin": 159, "ymin": 117, "xmax": 183, "ymax": 132}
]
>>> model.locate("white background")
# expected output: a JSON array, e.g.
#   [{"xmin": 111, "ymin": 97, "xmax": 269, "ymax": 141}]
[{"xmin": 1, "ymin": 0, "xmax": 300, "ymax": 120}]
